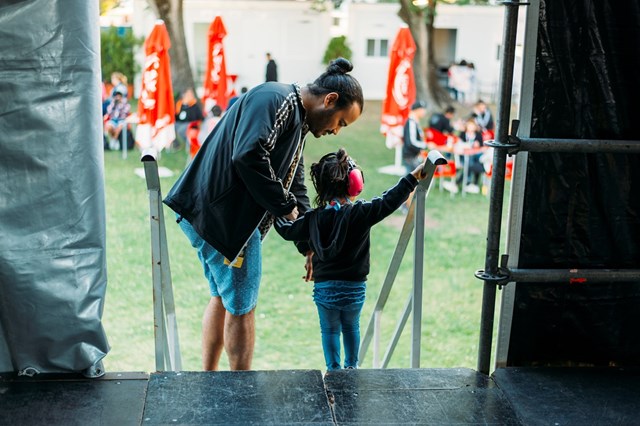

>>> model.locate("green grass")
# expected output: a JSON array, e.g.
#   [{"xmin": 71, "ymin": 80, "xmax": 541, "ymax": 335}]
[{"xmin": 102, "ymin": 100, "xmax": 505, "ymax": 372}]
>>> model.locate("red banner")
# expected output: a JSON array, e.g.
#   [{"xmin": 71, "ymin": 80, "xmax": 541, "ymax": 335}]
[
  {"xmin": 381, "ymin": 27, "xmax": 417, "ymax": 147},
  {"xmin": 202, "ymin": 16, "xmax": 231, "ymax": 113},
  {"xmin": 136, "ymin": 20, "xmax": 176, "ymax": 151}
]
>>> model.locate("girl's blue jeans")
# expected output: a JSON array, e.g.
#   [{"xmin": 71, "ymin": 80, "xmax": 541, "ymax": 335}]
[{"xmin": 315, "ymin": 302, "xmax": 364, "ymax": 371}]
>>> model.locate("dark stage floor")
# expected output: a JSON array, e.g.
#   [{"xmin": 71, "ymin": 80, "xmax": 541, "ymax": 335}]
[{"xmin": 1, "ymin": 367, "xmax": 638, "ymax": 425}]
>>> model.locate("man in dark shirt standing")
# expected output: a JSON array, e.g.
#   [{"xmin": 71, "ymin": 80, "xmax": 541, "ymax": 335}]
[
  {"xmin": 265, "ymin": 52, "xmax": 278, "ymax": 82},
  {"xmin": 429, "ymin": 105, "xmax": 456, "ymax": 134},
  {"xmin": 174, "ymin": 89, "xmax": 204, "ymax": 151}
]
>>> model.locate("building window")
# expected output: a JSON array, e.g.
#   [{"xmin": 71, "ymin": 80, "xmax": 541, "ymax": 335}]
[{"xmin": 366, "ymin": 38, "xmax": 389, "ymax": 57}]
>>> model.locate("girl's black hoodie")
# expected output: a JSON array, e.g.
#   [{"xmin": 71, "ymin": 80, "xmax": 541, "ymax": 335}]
[{"xmin": 275, "ymin": 174, "xmax": 419, "ymax": 282}]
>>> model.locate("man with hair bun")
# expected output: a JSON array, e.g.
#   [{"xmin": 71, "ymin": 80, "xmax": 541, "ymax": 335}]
[{"xmin": 164, "ymin": 58, "xmax": 364, "ymax": 371}]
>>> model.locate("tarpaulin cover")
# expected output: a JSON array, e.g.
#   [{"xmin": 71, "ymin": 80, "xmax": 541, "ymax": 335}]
[
  {"xmin": 0, "ymin": 0, "xmax": 110, "ymax": 373},
  {"xmin": 509, "ymin": 0, "xmax": 640, "ymax": 366}
]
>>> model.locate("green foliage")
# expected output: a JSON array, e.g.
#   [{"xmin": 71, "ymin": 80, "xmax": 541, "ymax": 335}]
[
  {"xmin": 322, "ymin": 35, "xmax": 353, "ymax": 65},
  {"xmin": 100, "ymin": 26, "xmax": 144, "ymax": 83}
]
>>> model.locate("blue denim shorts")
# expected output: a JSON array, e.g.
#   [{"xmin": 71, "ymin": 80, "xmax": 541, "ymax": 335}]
[{"xmin": 178, "ymin": 217, "xmax": 262, "ymax": 315}]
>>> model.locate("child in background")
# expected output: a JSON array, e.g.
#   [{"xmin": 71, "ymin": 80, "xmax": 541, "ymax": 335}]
[
  {"xmin": 455, "ymin": 118, "xmax": 486, "ymax": 193},
  {"xmin": 103, "ymin": 89, "xmax": 130, "ymax": 150},
  {"xmin": 275, "ymin": 148, "xmax": 427, "ymax": 371}
]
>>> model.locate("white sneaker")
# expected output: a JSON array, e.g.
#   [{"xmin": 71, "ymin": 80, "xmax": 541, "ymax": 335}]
[
  {"xmin": 109, "ymin": 138, "xmax": 119, "ymax": 150},
  {"xmin": 442, "ymin": 181, "xmax": 459, "ymax": 194},
  {"xmin": 464, "ymin": 183, "xmax": 480, "ymax": 194}
]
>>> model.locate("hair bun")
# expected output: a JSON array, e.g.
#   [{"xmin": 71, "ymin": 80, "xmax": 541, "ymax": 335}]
[
  {"xmin": 336, "ymin": 148, "xmax": 348, "ymax": 161},
  {"xmin": 327, "ymin": 57, "xmax": 353, "ymax": 75}
]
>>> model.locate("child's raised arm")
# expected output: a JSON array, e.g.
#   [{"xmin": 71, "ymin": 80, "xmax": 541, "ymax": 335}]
[{"xmin": 274, "ymin": 212, "xmax": 313, "ymax": 242}]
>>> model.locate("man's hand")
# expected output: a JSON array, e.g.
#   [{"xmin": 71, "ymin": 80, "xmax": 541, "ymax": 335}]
[
  {"xmin": 284, "ymin": 206, "xmax": 298, "ymax": 221},
  {"xmin": 303, "ymin": 251, "xmax": 314, "ymax": 282}
]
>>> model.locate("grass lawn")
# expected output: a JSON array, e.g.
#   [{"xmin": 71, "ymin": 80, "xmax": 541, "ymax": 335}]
[{"xmin": 101, "ymin": 100, "xmax": 506, "ymax": 373}]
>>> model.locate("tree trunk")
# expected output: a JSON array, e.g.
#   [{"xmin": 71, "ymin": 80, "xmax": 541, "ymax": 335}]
[
  {"xmin": 398, "ymin": 0, "xmax": 453, "ymax": 110},
  {"xmin": 425, "ymin": 2, "xmax": 453, "ymax": 107},
  {"xmin": 147, "ymin": 0, "xmax": 195, "ymax": 97}
]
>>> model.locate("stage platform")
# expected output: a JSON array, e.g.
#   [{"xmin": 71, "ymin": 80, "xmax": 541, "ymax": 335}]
[{"xmin": 1, "ymin": 367, "xmax": 638, "ymax": 425}]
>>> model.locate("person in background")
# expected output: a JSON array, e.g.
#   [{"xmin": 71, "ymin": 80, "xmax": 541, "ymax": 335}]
[
  {"xmin": 196, "ymin": 104, "xmax": 223, "ymax": 156},
  {"xmin": 455, "ymin": 118, "xmax": 485, "ymax": 194},
  {"xmin": 101, "ymin": 81, "xmax": 109, "ymax": 115},
  {"xmin": 103, "ymin": 89, "xmax": 130, "ymax": 150},
  {"xmin": 227, "ymin": 86, "xmax": 248, "ymax": 111},
  {"xmin": 110, "ymin": 72, "xmax": 128, "ymax": 99},
  {"xmin": 400, "ymin": 100, "xmax": 428, "ymax": 212},
  {"xmin": 275, "ymin": 148, "xmax": 427, "ymax": 371},
  {"xmin": 471, "ymin": 99, "xmax": 495, "ymax": 139},
  {"xmin": 102, "ymin": 72, "xmax": 128, "ymax": 116},
  {"xmin": 265, "ymin": 52, "xmax": 278, "ymax": 82},
  {"xmin": 428, "ymin": 105, "xmax": 461, "ymax": 194},
  {"xmin": 163, "ymin": 58, "xmax": 364, "ymax": 372},
  {"xmin": 428, "ymin": 105, "xmax": 456, "ymax": 135},
  {"xmin": 402, "ymin": 100, "xmax": 428, "ymax": 172},
  {"xmin": 174, "ymin": 89, "xmax": 204, "ymax": 152}
]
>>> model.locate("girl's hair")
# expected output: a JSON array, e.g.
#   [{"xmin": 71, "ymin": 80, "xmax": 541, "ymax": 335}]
[
  {"xmin": 308, "ymin": 58, "xmax": 364, "ymax": 113},
  {"xmin": 111, "ymin": 71, "xmax": 127, "ymax": 84},
  {"xmin": 310, "ymin": 148, "xmax": 353, "ymax": 208}
]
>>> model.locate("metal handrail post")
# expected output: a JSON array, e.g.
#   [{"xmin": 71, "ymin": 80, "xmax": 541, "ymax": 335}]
[
  {"xmin": 360, "ymin": 192, "xmax": 417, "ymax": 365},
  {"xmin": 158, "ymin": 190, "xmax": 182, "ymax": 370},
  {"xmin": 477, "ymin": 1, "xmax": 526, "ymax": 375},
  {"xmin": 410, "ymin": 181, "xmax": 428, "ymax": 368},
  {"xmin": 382, "ymin": 294, "xmax": 413, "ymax": 368},
  {"xmin": 373, "ymin": 311, "xmax": 381, "ymax": 368},
  {"xmin": 359, "ymin": 151, "xmax": 446, "ymax": 366},
  {"xmin": 142, "ymin": 148, "xmax": 182, "ymax": 371},
  {"xmin": 147, "ymin": 181, "xmax": 166, "ymax": 371}
]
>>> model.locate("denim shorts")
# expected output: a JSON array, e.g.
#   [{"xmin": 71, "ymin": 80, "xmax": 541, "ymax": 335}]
[{"xmin": 178, "ymin": 217, "xmax": 262, "ymax": 316}]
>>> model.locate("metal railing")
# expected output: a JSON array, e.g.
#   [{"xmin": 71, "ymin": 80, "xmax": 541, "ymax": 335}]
[
  {"xmin": 141, "ymin": 148, "xmax": 182, "ymax": 372},
  {"xmin": 358, "ymin": 150, "xmax": 447, "ymax": 368}
]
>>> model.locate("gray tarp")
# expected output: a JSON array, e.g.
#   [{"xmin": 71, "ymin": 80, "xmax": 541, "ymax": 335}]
[{"xmin": 0, "ymin": 0, "xmax": 110, "ymax": 374}]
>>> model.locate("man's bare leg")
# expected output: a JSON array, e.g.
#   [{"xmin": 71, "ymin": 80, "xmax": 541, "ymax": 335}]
[
  {"xmin": 202, "ymin": 297, "xmax": 225, "ymax": 371},
  {"xmin": 224, "ymin": 309, "xmax": 255, "ymax": 370}
]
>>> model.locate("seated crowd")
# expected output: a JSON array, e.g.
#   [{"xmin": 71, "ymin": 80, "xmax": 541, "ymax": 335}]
[{"xmin": 402, "ymin": 99, "xmax": 497, "ymax": 195}]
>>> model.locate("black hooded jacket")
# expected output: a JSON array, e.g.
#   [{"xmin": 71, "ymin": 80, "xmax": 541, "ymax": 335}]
[
  {"xmin": 164, "ymin": 83, "xmax": 310, "ymax": 261},
  {"xmin": 275, "ymin": 174, "xmax": 419, "ymax": 282}
]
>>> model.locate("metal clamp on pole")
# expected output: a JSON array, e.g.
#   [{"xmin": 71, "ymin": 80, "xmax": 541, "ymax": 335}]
[
  {"xmin": 484, "ymin": 119, "xmax": 522, "ymax": 154},
  {"xmin": 141, "ymin": 148, "xmax": 182, "ymax": 372},
  {"xmin": 498, "ymin": 0, "xmax": 531, "ymax": 5},
  {"xmin": 475, "ymin": 254, "xmax": 511, "ymax": 287}
]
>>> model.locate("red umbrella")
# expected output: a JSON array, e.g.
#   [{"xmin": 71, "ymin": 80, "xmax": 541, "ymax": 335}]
[
  {"xmin": 136, "ymin": 20, "xmax": 176, "ymax": 151},
  {"xmin": 202, "ymin": 16, "xmax": 230, "ymax": 113},
  {"xmin": 380, "ymin": 27, "xmax": 417, "ymax": 146}
]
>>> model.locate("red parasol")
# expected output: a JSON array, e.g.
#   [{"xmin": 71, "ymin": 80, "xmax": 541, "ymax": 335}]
[
  {"xmin": 202, "ymin": 16, "xmax": 230, "ymax": 113},
  {"xmin": 136, "ymin": 20, "xmax": 176, "ymax": 151},
  {"xmin": 380, "ymin": 27, "xmax": 417, "ymax": 147}
]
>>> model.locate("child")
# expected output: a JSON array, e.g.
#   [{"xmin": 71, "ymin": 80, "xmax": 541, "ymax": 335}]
[
  {"xmin": 103, "ymin": 89, "xmax": 130, "ymax": 150},
  {"xmin": 455, "ymin": 118, "xmax": 485, "ymax": 193},
  {"xmin": 275, "ymin": 148, "xmax": 427, "ymax": 371}
]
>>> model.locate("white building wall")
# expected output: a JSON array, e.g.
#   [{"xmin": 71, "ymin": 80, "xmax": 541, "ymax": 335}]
[
  {"xmin": 131, "ymin": 1, "xmax": 524, "ymax": 102},
  {"xmin": 133, "ymin": 0, "xmax": 334, "ymax": 96},
  {"xmin": 347, "ymin": 2, "xmax": 525, "ymax": 101}
]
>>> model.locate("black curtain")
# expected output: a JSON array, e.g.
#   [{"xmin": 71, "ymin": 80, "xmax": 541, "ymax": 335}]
[{"xmin": 508, "ymin": 0, "xmax": 640, "ymax": 366}]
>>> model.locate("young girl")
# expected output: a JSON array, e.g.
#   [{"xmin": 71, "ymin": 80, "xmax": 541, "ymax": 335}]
[{"xmin": 275, "ymin": 148, "xmax": 427, "ymax": 371}]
